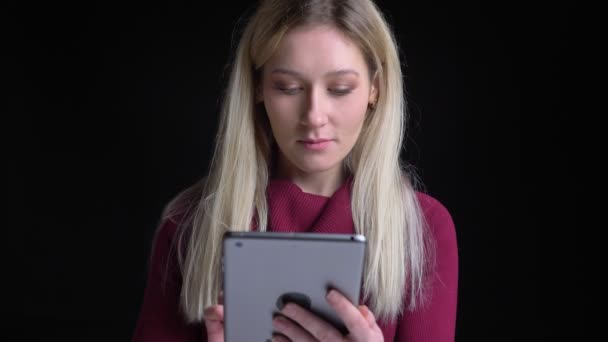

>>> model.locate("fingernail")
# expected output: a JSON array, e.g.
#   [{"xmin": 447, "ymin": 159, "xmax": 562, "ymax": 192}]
[
  {"xmin": 281, "ymin": 303, "xmax": 294, "ymax": 315},
  {"xmin": 359, "ymin": 305, "xmax": 369, "ymax": 318},
  {"xmin": 327, "ymin": 290, "xmax": 337, "ymax": 303},
  {"xmin": 205, "ymin": 312, "xmax": 218, "ymax": 320},
  {"xmin": 273, "ymin": 316, "xmax": 285, "ymax": 329}
]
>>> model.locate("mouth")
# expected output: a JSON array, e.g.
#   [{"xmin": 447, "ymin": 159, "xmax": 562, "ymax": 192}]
[
  {"xmin": 297, "ymin": 138, "xmax": 334, "ymax": 151},
  {"xmin": 298, "ymin": 138, "xmax": 333, "ymax": 144}
]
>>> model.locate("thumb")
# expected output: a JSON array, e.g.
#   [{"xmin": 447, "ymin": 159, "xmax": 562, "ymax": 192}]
[{"xmin": 204, "ymin": 305, "xmax": 225, "ymax": 342}]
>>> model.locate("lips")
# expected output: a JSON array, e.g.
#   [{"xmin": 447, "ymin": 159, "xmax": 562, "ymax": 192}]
[
  {"xmin": 298, "ymin": 139, "xmax": 333, "ymax": 144},
  {"xmin": 297, "ymin": 138, "xmax": 334, "ymax": 151}
]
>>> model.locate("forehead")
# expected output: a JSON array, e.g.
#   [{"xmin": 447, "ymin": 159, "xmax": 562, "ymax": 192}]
[{"xmin": 265, "ymin": 24, "xmax": 369, "ymax": 78}]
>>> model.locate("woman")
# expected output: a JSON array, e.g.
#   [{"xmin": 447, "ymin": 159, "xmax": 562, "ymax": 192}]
[{"xmin": 133, "ymin": 0, "xmax": 458, "ymax": 341}]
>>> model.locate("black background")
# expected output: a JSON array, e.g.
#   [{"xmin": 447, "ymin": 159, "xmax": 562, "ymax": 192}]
[{"xmin": 8, "ymin": 0, "xmax": 575, "ymax": 340}]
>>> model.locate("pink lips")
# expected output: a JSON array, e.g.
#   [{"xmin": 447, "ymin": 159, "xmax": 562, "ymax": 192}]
[{"xmin": 298, "ymin": 139, "xmax": 333, "ymax": 151}]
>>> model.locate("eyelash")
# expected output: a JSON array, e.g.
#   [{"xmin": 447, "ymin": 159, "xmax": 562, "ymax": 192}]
[
  {"xmin": 331, "ymin": 89, "xmax": 352, "ymax": 96},
  {"xmin": 278, "ymin": 87, "xmax": 301, "ymax": 95},
  {"xmin": 277, "ymin": 87, "xmax": 352, "ymax": 96}
]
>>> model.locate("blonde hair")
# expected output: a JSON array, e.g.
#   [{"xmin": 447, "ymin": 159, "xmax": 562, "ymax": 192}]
[{"xmin": 166, "ymin": 0, "xmax": 434, "ymax": 323}]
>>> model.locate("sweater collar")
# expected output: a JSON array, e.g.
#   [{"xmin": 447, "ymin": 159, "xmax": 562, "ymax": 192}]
[{"xmin": 266, "ymin": 177, "xmax": 354, "ymax": 234}]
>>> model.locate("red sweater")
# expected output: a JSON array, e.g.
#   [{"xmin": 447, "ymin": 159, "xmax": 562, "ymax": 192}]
[{"xmin": 132, "ymin": 179, "xmax": 458, "ymax": 341}]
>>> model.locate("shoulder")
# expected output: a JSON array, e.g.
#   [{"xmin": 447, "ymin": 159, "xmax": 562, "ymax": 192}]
[
  {"xmin": 161, "ymin": 178, "xmax": 206, "ymax": 224},
  {"xmin": 415, "ymin": 192, "xmax": 452, "ymax": 222},
  {"xmin": 415, "ymin": 192, "xmax": 457, "ymax": 243},
  {"xmin": 156, "ymin": 177, "xmax": 206, "ymax": 241},
  {"xmin": 147, "ymin": 179, "xmax": 207, "ymax": 273}
]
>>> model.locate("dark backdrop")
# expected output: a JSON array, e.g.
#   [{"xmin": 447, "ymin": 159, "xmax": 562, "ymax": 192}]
[{"xmin": 8, "ymin": 0, "xmax": 574, "ymax": 340}]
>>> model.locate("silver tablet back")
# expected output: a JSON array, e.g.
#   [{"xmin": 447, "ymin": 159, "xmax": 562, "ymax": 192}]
[{"xmin": 223, "ymin": 232, "xmax": 366, "ymax": 342}]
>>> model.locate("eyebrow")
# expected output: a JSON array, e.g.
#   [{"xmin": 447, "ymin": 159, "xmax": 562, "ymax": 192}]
[{"xmin": 270, "ymin": 68, "xmax": 360, "ymax": 78}]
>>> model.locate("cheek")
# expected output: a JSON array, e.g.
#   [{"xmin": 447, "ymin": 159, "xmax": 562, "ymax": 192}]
[
  {"xmin": 334, "ymin": 86, "xmax": 370, "ymax": 122},
  {"xmin": 264, "ymin": 102, "xmax": 297, "ymax": 138},
  {"xmin": 336, "ymin": 100, "xmax": 368, "ymax": 132},
  {"xmin": 263, "ymin": 86, "xmax": 288, "ymax": 110},
  {"xmin": 266, "ymin": 97, "xmax": 295, "ymax": 116},
  {"xmin": 265, "ymin": 105, "xmax": 287, "ymax": 125}
]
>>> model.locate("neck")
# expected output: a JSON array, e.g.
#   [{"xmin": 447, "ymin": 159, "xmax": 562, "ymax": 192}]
[{"xmin": 276, "ymin": 158, "xmax": 345, "ymax": 197}]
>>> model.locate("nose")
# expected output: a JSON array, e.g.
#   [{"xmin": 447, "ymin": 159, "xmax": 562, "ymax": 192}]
[{"xmin": 300, "ymin": 87, "xmax": 328, "ymax": 128}]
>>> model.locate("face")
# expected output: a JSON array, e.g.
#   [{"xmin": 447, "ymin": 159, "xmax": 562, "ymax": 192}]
[{"xmin": 259, "ymin": 24, "xmax": 378, "ymax": 178}]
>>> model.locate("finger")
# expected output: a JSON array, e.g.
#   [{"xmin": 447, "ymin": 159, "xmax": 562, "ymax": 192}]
[
  {"xmin": 219, "ymin": 291, "xmax": 224, "ymax": 305},
  {"xmin": 358, "ymin": 305, "xmax": 369, "ymax": 319},
  {"xmin": 358, "ymin": 305, "xmax": 377, "ymax": 327},
  {"xmin": 273, "ymin": 314, "xmax": 317, "ymax": 342},
  {"xmin": 204, "ymin": 305, "xmax": 224, "ymax": 321},
  {"xmin": 326, "ymin": 290, "xmax": 369, "ymax": 337},
  {"xmin": 280, "ymin": 304, "xmax": 342, "ymax": 341},
  {"xmin": 271, "ymin": 333, "xmax": 291, "ymax": 342},
  {"xmin": 204, "ymin": 305, "xmax": 224, "ymax": 341}
]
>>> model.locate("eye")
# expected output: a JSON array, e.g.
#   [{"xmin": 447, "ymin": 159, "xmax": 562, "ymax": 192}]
[
  {"xmin": 330, "ymin": 88, "xmax": 352, "ymax": 96},
  {"xmin": 276, "ymin": 87, "xmax": 302, "ymax": 95}
]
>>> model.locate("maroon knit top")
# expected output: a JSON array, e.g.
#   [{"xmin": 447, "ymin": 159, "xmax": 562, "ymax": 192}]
[{"xmin": 133, "ymin": 179, "xmax": 458, "ymax": 341}]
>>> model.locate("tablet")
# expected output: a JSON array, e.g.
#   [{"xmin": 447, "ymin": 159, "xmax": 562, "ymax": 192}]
[{"xmin": 222, "ymin": 231, "xmax": 366, "ymax": 342}]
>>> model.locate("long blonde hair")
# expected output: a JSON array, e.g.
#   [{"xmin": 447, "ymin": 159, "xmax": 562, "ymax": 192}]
[{"xmin": 166, "ymin": 0, "xmax": 434, "ymax": 323}]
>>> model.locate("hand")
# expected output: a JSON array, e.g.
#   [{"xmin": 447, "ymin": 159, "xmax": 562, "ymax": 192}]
[
  {"xmin": 271, "ymin": 289, "xmax": 384, "ymax": 342},
  {"xmin": 203, "ymin": 292, "xmax": 225, "ymax": 342}
]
